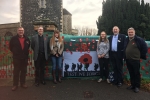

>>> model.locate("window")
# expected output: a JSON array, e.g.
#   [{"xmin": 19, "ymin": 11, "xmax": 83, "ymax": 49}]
[{"xmin": 39, "ymin": 0, "xmax": 46, "ymax": 8}]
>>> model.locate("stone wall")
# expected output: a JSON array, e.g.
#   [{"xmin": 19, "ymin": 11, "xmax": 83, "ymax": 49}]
[
  {"xmin": 20, "ymin": 0, "xmax": 63, "ymax": 36},
  {"xmin": 63, "ymin": 15, "xmax": 72, "ymax": 34},
  {"xmin": 0, "ymin": 23, "xmax": 20, "ymax": 37}
]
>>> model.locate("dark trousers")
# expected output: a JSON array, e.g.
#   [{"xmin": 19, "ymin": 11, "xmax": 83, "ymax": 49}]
[
  {"xmin": 126, "ymin": 59, "xmax": 141, "ymax": 88},
  {"xmin": 13, "ymin": 59, "xmax": 28, "ymax": 86},
  {"xmin": 34, "ymin": 53, "xmax": 46, "ymax": 83},
  {"xmin": 98, "ymin": 58, "xmax": 109, "ymax": 79},
  {"xmin": 111, "ymin": 52, "xmax": 123, "ymax": 83}
]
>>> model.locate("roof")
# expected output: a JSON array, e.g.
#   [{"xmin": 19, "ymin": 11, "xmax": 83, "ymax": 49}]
[
  {"xmin": 0, "ymin": 22, "xmax": 20, "ymax": 29},
  {"xmin": 63, "ymin": 8, "xmax": 72, "ymax": 15}
]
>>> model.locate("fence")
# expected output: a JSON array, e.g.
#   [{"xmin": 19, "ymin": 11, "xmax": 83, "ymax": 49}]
[{"xmin": 0, "ymin": 35, "xmax": 150, "ymax": 80}]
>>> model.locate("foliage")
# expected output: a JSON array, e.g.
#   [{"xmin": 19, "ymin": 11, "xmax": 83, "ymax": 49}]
[
  {"xmin": 97, "ymin": 0, "xmax": 150, "ymax": 40},
  {"xmin": 74, "ymin": 26, "xmax": 98, "ymax": 36}
]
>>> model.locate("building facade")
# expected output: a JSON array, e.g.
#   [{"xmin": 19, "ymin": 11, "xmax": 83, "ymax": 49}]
[
  {"xmin": 0, "ymin": 23, "xmax": 20, "ymax": 37},
  {"xmin": 63, "ymin": 9, "xmax": 72, "ymax": 34},
  {"xmin": 71, "ymin": 29, "xmax": 78, "ymax": 36},
  {"xmin": 20, "ymin": 0, "xmax": 63, "ymax": 36},
  {"xmin": 0, "ymin": 0, "xmax": 74, "ymax": 37}
]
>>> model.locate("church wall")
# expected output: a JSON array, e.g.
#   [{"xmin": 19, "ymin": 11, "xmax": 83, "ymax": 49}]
[{"xmin": 20, "ymin": 0, "xmax": 63, "ymax": 36}]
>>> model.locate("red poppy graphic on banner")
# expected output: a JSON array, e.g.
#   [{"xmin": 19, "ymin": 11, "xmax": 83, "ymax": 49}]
[
  {"xmin": 78, "ymin": 54, "xmax": 92, "ymax": 64},
  {"xmin": 78, "ymin": 53, "xmax": 92, "ymax": 71}
]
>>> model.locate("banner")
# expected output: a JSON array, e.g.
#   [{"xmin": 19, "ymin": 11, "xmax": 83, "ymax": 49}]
[{"xmin": 63, "ymin": 51, "xmax": 100, "ymax": 77}]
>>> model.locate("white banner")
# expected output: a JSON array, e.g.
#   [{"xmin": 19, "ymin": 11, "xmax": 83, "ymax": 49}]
[{"xmin": 63, "ymin": 51, "xmax": 100, "ymax": 77}]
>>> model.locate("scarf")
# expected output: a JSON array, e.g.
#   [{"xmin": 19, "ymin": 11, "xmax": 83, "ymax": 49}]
[{"xmin": 51, "ymin": 37, "xmax": 61, "ymax": 50}]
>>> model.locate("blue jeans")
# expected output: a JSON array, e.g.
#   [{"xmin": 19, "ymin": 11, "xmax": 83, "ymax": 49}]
[{"xmin": 51, "ymin": 57, "xmax": 62, "ymax": 70}]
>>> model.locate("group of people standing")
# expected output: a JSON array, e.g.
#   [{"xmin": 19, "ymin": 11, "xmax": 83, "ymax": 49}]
[
  {"xmin": 31, "ymin": 27, "xmax": 64, "ymax": 86},
  {"xmin": 97, "ymin": 26, "xmax": 148, "ymax": 93},
  {"xmin": 10, "ymin": 26, "xmax": 64, "ymax": 91},
  {"xmin": 9, "ymin": 26, "xmax": 147, "ymax": 93}
]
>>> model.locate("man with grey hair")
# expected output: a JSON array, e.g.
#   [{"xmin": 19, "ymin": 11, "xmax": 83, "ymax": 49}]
[
  {"xmin": 124, "ymin": 27, "xmax": 147, "ymax": 93},
  {"xmin": 109, "ymin": 26, "xmax": 126, "ymax": 87},
  {"xmin": 31, "ymin": 26, "xmax": 49, "ymax": 87},
  {"xmin": 9, "ymin": 27, "xmax": 30, "ymax": 91}
]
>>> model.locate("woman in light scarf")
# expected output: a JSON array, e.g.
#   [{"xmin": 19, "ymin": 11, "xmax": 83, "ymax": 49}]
[{"xmin": 50, "ymin": 30, "xmax": 64, "ymax": 84}]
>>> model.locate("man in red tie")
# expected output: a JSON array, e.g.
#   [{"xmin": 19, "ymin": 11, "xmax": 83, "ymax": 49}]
[{"xmin": 9, "ymin": 27, "xmax": 30, "ymax": 91}]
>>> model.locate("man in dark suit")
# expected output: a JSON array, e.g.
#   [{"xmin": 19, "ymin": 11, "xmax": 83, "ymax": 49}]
[
  {"xmin": 109, "ymin": 26, "xmax": 126, "ymax": 87},
  {"xmin": 9, "ymin": 27, "xmax": 30, "ymax": 91},
  {"xmin": 124, "ymin": 27, "xmax": 147, "ymax": 93},
  {"xmin": 31, "ymin": 26, "xmax": 49, "ymax": 87}
]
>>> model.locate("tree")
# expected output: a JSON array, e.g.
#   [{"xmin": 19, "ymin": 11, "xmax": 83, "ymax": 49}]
[
  {"xmin": 97, "ymin": 0, "xmax": 150, "ymax": 40},
  {"xmin": 74, "ymin": 26, "xmax": 98, "ymax": 36}
]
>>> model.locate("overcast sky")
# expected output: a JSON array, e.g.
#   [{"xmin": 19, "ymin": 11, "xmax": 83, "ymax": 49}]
[{"xmin": 0, "ymin": 0, "xmax": 150, "ymax": 29}]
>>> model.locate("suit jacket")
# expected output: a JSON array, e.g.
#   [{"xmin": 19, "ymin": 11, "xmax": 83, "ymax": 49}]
[
  {"xmin": 109, "ymin": 34, "xmax": 126, "ymax": 59},
  {"xmin": 9, "ymin": 35, "xmax": 30, "ymax": 59},
  {"xmin": 31, "ymin": 34, "xmax": 49, "ymax": 61}
]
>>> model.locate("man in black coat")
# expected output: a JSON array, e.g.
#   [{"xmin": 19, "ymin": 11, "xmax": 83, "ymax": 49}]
[
  {"xmin": 31, "ymin": 26, "xmax": 49, "ymax": 87},
  {"xmin": 9, "ymin": 27, "xmax": 30, "ymax": 91},
  {"xmin": 124, "ymin": 27, "xmax": 147, "ymax": 93},
  {"xmin": 109, "ymin": 26, "xmax": 126, "ymax": 87}
]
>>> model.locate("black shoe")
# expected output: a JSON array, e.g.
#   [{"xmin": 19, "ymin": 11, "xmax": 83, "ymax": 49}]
[
  {"xmin": 117, "ymin": 83, "xmax": 122, "ymax": 87},
  {"xmin": 126, "ymin": 86, "xmax": 134, "ymax": 90},
  {"xmin": 134, "ymin": 87, "xmax": 139, "ymax": 93},
  {"xmin": 111, "ymin": 81, "xmax": 118, "ymax": 85},
  {"xmin": 41, "ymin": 81, "xmax": 46, "ymax": 85},
  {"xmin": 35, "ymin": 83, "xmax": 39, "ymax": 87}
]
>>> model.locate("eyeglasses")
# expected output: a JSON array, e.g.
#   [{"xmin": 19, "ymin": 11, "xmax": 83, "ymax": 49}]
[{"xmin": 128, "ymin": 32, "xmax": 134, "ymax": 33}]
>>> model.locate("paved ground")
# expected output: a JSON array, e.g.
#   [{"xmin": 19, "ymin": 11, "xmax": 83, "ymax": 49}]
[{"xmin": 0, "ymin": 78, "xmax": 150, "ymax": 100}]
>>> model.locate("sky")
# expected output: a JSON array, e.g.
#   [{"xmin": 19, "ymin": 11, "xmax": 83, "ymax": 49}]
[{"xmin": 0, "ymin": 0, "xmax": 150, "ymax": 29}]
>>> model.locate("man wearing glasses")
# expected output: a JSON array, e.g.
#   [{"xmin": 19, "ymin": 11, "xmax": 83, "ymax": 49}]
[
  {"xmin": 31, "ymin": 26, "xmax": 49, "ymax": 87},
  {"xmin": 109, "ymin": 26, "xmax": 126, "ymax": 87},
  {"xmin": 124, "ymin": 27, "xmax": 147, "ymax": 93},
  {"xmin": 9, "ymin": 27, "xmax": 30, "ymax": 91}
]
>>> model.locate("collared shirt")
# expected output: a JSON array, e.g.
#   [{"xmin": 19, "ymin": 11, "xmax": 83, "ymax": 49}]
[
  {"xmin": 19, "ymin": 37, "xmax": 25, "ymax": 50},
  {"xmin": 38, "ymin": 35, "xmax": 44, "ymax": 53},
  {"xmin": 111, "ymin": 34, "xmax": 118, "ymax": 51}
]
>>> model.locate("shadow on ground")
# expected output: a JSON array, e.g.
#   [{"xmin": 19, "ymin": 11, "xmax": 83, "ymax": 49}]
[{"xmin": 0, "ymin": 78, "xmax": 150, "ymax": 100}]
